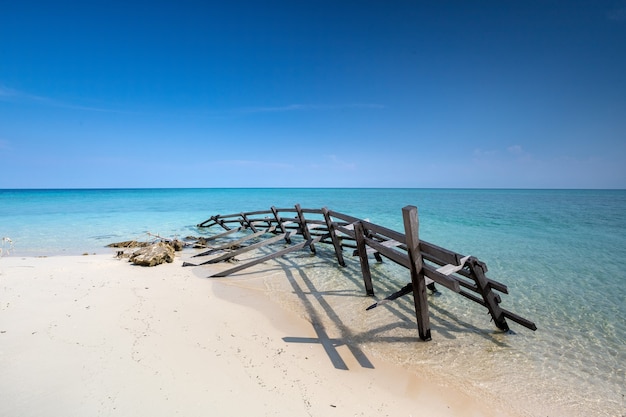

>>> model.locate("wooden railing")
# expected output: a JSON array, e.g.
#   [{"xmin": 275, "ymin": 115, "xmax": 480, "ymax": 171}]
[{"xmin": 190, "ymin": 204, "xmax": 536, "ymax": 341}]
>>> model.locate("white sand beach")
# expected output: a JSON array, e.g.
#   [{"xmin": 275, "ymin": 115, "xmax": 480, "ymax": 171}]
[{"xmin": 0, "ymin": 253, "xmax": 524, "ymax": 417}]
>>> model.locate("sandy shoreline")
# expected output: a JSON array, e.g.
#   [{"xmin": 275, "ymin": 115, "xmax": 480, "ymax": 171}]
[{"xmin": 0, "ymin": 253, "xmax": 523, "ymax": 417}]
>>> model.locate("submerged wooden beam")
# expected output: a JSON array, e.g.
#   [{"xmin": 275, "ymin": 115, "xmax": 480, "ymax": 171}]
[
  {"xmin": 196, "ymin": 233, "xmax": 290, "ymax": 265},
  {"xmin": 469, "ymin": 258, "xmax": 510, "ymax": 332},
  {"xmin": 202, "ymin": 226, "xmax": 245, "ymax": 242},
  {"xmin": 501, "ymin": 308, "xmax": 537, "ymax": 331},
  {"xmin": 209, "ymin": 234, "xmax": 328, "ymax": 277},
  {"xmin": 193, "ymin": 226, "xmax": 277, "ymax": 257}
]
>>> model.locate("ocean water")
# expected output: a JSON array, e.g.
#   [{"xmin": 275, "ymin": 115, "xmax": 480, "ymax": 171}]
[{"xmin": 1, "ymin": 188, "xmax": 624, "ymax": 416}]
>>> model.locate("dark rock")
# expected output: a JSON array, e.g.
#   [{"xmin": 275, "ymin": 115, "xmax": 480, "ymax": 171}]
[{"xmin": 168, "ymin": 239, "xmax": 184, "ymax": 251}]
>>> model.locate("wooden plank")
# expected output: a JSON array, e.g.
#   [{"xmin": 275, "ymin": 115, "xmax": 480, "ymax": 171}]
[
  {"xmin": 334, "ymin": 215, "xmax": 405, "ymax": 244},
  {"xmin": 327, "ymin": 210, "xmax": 405, "ymax": 243},
  {"xmin": 362, "ymin": 237, "xmax": 410, "ymax": 268},
  {"xmin": 402, "ymin": 205, "xmax": 431, "ymax": 341},
  {"xmin": 273, "ymin": 207, "xmax": 298, "ymax": 213},
  {"xmin": 240, "ymin": 209, "xmax": 274, "ymax": 217},
  {"xmin": 299, "ymin": 207, "xmax": 324, "ymax": 215},
  {"xmin": 335, "ymin": 225, "xmax": 356, "ymax": 238},
  {"xmin": 205, "ymin": 212, "xmax": 253, "ymax": 221},
  {"xmin": 501, "ymin": 308, "xmax": 537, "ymax": 331},
  {"xmin": 209, "ymin": 234, "xmax": 327, "ymax": 277},
  {"xmin": 420, "ymin": 240, "xmax": 460, "ymax": 266},
  {"xmin": 323, "ymin": 207, "xmax": 346, "ymax": 267},
  {"xmin": 486, "ymin": 277, "xmax": 508, "ymax": 294},
  {"xmin": 365, "ymin": 238, "xmax": 402, "ymax": 254},
  {"xmin": 354, "ymin": 222, "xmax": 374, "ymax": 296},
  {"xmin": 326, "ymin": 210, "xmax": 361, "ymax": 226},
  {"xmin": 422, "ymin": 264, "xmax": 461, "ymax": 292},
  {"xmin": 360, "ymin": 221, "xmax": 406, "ymax": 245}
]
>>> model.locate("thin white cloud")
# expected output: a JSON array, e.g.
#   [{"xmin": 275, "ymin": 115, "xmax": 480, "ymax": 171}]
[
  {"xmin": 507, "ymin": 145, "xmax": 524, "ymax": 155},
  {"xmin": 472, "ymin": 148, "xmax": 498, "ymax": 158},
  {"xmin": 326, "ymin": 154, "xmax": 356, "ymax": 170},
  {"xmin": 2, "ymin": 84, "xmax": 384, "ymax": 117},
  {"xmin": 215, "ymin": 159, "xmax": 295, "ymax": 170},
  {"xmin": 241, "ymin": 104, "xmax": 307, "ymax": 113},
  {"xmin": 0, "ymin": 85, "xmax": 51, "ymax": 104},
  {"xmin": 238, "ymin": 103, "xmax": 385, "ymax": 114},
  {"xmin": 474, "ymin": 145, "xmax": 530, "ymax": 159},
  {"xmin": 0, "ymin": 84, "xmax": 131, "ymax": 114}
]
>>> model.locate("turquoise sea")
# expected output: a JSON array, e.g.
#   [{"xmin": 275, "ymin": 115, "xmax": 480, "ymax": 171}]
[{"xmin": 1, "ymin": 188, "xmax": 625, "ymax": 417}]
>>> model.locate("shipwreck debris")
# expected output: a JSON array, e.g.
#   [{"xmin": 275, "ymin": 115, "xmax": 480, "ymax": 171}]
[{"xmin": 192, "ymin": 204, "xmax": 537, "ymax": 341}]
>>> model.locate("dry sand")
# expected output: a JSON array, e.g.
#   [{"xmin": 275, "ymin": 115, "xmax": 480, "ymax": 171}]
[{"xmin": 0, "ymin": 254, "xmax": 523, "ymax": 417}]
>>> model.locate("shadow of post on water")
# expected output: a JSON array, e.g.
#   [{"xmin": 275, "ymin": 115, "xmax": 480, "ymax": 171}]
[
  {"xmin": 270, "ymin": 247, "xmax": 512, "ymax": 369},
  {"xmin": 201, "ymin": 239, "xmax": 512, "ymax": 370}
]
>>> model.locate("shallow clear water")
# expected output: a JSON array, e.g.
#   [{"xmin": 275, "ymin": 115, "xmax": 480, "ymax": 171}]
[{"xmin": 1, "ymin": 188, "xmax": 624, "ymax": 416}]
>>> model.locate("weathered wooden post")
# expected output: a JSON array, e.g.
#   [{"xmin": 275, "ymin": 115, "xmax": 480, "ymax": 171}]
[
  {"xmin": 402, "ymin": 205, "xmax": 431, "ymax": 341},
  {"xmin": 354, "ymin": 221, "xmax": 375, "ymax": 296},
  {"xmin": 295, "ymin": 204, "xmax": 316, "ymax": 254},
  {"xmin": 322, "ymin": 207, "xmax": 346, "ymax": 267}
]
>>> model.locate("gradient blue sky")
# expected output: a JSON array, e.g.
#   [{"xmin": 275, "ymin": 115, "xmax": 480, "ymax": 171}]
[{"xmin": 1, "ymin": 1, "xmax": 625, "ymax": 188}]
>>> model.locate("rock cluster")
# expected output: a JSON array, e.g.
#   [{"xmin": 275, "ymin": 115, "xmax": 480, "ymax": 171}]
[{"xmin": 109, "ymin": 239, "xmax": 185, "ymax": 267}]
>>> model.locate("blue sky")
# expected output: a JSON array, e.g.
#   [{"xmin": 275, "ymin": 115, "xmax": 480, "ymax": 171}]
[{"xmin": 1, "ymin": 0, "xmax": 625, "ymax": 188}]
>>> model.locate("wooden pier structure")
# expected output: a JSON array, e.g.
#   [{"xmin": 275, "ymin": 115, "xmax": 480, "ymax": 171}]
[{"xmin": 190, "ymin": 204, "xmax": 536, "ymax": 341}]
